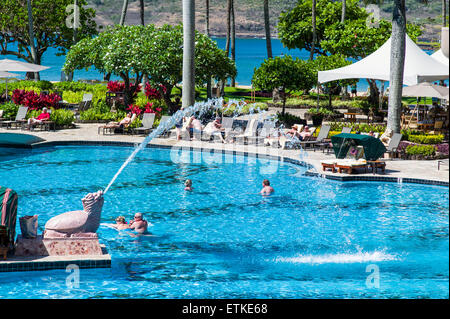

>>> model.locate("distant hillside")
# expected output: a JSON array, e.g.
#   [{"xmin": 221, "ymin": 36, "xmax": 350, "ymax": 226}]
[{"xmin": 86, "ymin": 0, "xmax": 444, "ymax": 39}]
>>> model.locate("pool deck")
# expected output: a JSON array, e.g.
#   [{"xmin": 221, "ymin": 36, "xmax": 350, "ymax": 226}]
[{"xmin": 1, "ymin": 123, "xmax": 448, "ymax": 185}]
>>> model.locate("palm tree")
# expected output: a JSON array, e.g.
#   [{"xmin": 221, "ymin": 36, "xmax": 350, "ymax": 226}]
[
  {"xmin": 443, "ymin": 0, "xmax": 447, "ymax": 27},
  {"xmin": 221, "ymin": 0, "xmax": 233, "ymax": 95},
  {"xmin": 206, "ymin": 0, "xmax": 210, "ymax": 36},
  {"xmin": 139, "ymin": 0, "xmax": 145, "ymax": 26},
  {"xmin": 310, "ymin": 0, "xmax": 317, "ymax": 60},
  {"xmin": 205, "ymin": 0, "xmax": 212, "ymax": 98},
  {"xmin": 182, "ymin": 0, "xmax": 196, "ymax": 109},
  {"xmin": 387, "ymin": 0, "xmax": 406, "ymax": 134},
  {"xmin": 230, "ymin": 0, "xmax": 236, "ymax": 87},
  {"xmin": 119, "ymin": 0, "xmax": 129, "ymax": 26},
  {"xmin": 341, "ymin": 0, "xmax": 346, "ymax": 23},
  {"xmin": 264, "ymin": 0, "xmax": 273, "ymax": 58},
  {"xmin": 26, "ymin": 0, "xmax": 39, "ymax": 80}
]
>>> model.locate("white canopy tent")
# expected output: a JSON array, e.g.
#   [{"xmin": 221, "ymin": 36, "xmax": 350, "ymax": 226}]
[
  {"xmin": 431, "ymin": 49, "xmax": 449, "ymax": 67},
  {"xmin": 318, "ymin": 34, "xmax": 449, "ymax": 85}
]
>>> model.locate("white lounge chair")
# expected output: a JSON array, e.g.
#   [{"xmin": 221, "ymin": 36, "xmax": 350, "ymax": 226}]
[
  {"xmin": 132, "ymin": 113, "xmax": 156, "ymax": 135},
  {"xmin": 233, "ymin": 118, "xmax": 259, "ymax": 144}
]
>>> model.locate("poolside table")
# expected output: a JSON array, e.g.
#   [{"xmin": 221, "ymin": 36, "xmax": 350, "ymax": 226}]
[{"xmin": 367, "ymin": 160, "xmax": 386, "ymax": 174}]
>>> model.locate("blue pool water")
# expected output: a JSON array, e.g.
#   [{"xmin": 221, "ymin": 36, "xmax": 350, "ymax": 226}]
[{"xmin": 0, "ymin": 145, "xmax": 448, "ymax": 299}]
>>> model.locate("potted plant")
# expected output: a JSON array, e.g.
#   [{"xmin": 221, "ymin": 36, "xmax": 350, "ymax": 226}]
[{"xmin": 306, "ymin": 107, "xmax": 335, "ymax": 126}]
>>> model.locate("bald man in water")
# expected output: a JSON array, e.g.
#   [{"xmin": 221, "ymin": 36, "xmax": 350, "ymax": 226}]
[{"xmin": 129, "ymin": 213, "xmax": 148, "ymax": 234}]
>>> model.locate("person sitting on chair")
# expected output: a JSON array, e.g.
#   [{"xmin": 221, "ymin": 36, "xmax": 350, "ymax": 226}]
[
  {"xmin": 298, "ymin": 126, "xmax": 312, "ymax": 141},
  {"xmin": 27, "ymin": 107, "xmax": 50, "ymax": 129}
]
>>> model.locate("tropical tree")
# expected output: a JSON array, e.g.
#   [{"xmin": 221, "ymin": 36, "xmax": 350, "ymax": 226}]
[
  {"xmin": 26, "ymin": 0, "xmax": 38, "ymax": 80},
  {"xmin": 263, "ymin": 0, "xmax": 273, "ymax": 58},
  {"xmin": 182, "ymin": 0, "xmax": 196, "ymax": 109},
  {"xmin": 205, "ymin": 0, "xmax": 210, "ymax": 36},
  {"xmin": 252, "ymin": 56, "xmax": 316, "ymax": 116},
  {"xmin": 64, "ymin": 25, "xmax": 236, "ymax": 113},
  {"xmin": 278, "ymin": 0, "xmax": 365, "ymax": 57},
  {"xmin": 230, "ymin": 0, "xmax": 236, "ymax": 87},
  {"xmin": 443, "ymin": 0, "xmax": 447, "ymax": 27},
  {"xmin": 0, "ymin": 0, "xmax": 97, "ymax": 66},
  {"xmin": 386, "ymin": 0, "xmax": 407, "ymax": 134}
]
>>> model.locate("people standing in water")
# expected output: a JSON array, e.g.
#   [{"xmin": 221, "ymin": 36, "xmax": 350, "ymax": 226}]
[
  {"xmin": 129, "ymin": 213, "xmax": 149, "ymax": 234},
  {"xmin": 112, "ymin": 216, "xmax": 130, "ymax": 230},
  {"xmin": 260, "ymin": 179, "xmax": 274, "ymax": 195},
  {"xmin": 184, "ymin": 179, "xmax": 193, "ymax": 191}
]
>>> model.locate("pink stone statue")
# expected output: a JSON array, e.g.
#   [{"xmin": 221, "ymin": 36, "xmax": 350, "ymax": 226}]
[{"xmin": 44, "ymin": 191, "xmax": 104, "ymax": 238}]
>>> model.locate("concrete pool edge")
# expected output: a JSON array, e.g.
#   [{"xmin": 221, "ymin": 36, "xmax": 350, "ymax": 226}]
[{"xmin": 26, "ymin": 139, "xmax": 449, "ymax": 187}]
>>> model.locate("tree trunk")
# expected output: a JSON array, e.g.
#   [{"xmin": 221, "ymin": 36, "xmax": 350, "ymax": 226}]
[
  {"xmin": 221, "ymin": 0, "xmax": 233, "ymax": 96},
  {"xmin": 26, "ymin": 0, "xmax": 39, "ymax": 80},
  {"xmin": 310, "ymin": 0, "xmax": 317, "ymax": 60},
  {"xmin": 182, "ymin": 0, "xmax": 196, "ymax": 109},
  {"xmin": 341, "ymin": 0, "xmax": 346, "ymax": 23},
  {"xmin": 443, "ymin": 0, "xmax": 447, "ymax": 27},
  {"xmin": 264, "ymin": 0, "xmax": 273, "ymax": 58},
  {"xmin": 119, "ymin": 0, "xmax": 129, "ymax": 26},
  {"xmin": 205, "ymin": 0, "xmax": 210, "ymax": 36},
  {"xmin": 140, "ymin": 0, "xmax": 145, "ymax": 26},
  {"xmin": 230, "ymin": 0, "xmax": 236, "ymax": 87},
  {"xmin": 387, "ymin": 0, "xmax": 407, "ymax": 134}
]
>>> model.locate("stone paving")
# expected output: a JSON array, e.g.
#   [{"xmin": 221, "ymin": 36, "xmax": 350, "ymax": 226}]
[{"xmin": 0, "ymin": 123, "xmax": 448, "ymax": 184}]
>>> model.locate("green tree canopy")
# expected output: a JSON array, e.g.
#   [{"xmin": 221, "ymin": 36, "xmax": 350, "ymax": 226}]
[
  {"xmin": 0, "ymin": 0, "xmax": 97, "ymax": 65},
  {"xmin": 278, "ymin": 0, "xmax": 366, "ymax": 56},
  {"xmin": 252, "ymin": 55, "xmax": 316, "ymax": 115},
  {"xmin": 64, "ymin": 24, "xmax": 236, "ymax": 112}
]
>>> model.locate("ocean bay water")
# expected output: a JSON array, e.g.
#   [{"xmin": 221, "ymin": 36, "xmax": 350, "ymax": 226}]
[{"xmin": 1, "ymin": 38, "xmax": 379, "ymax": 91}]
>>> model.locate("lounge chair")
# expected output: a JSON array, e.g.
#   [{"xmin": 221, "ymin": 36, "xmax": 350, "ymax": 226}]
[
  {"xmin": 301, "ymin": 124, "xmax": 331, "ymax": 151},
  {"xmin": 2, "ymin": 106, "xmax": 28, "ymax": 129},
  {"xmin": 334, "ymin": 158, "xmax": 369, "ymax": 174},
  {"xmin": 98, "ymin": 113, "xmax": 137, "ymax": 135},
  {"xmin": 385, "ymin": 133, "xmax": 403, "ymax": 159},
  {"xmin": 280, "ymin": 127, "xmax": 316, "ymax": 150},
  {"xmin": 233, "ymin": 118, "xmax": 259, "ymax": 144},
  {"xmin": 438, "ymin": 159, "xmax": 449, "ymax": 170},
  {"xmin": 132, "ymin": 113, "xmax": 155, "ymax": 135},
  {"xmin": 30, "ymin": 109, "xmax": 56, "ymax": 131},
  {"xmin": 341, "ymin": 126, "xmax": 352, "ymax": 134}
]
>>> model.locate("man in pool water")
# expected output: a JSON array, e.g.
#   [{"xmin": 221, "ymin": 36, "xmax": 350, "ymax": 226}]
[
  {"xmin": 129, "ymin": 213, "xmax": 149, "ymax": 234},
  {"xmin": 260, "ymin": 179, "xmax": 274, "ymax": 195}
]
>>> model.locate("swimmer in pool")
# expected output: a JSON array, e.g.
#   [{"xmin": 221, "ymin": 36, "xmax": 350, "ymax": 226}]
[
  {"xmin": 184, "ymin": 179, "xmax": 193, "ymax": 191},
  {"xmin": 112, "ymin": 216, "xmax": 130, "ymax": 230},
  {"xmin": 129, "ymin": 213, "xmax": 149, "ymax": 234},
  {"xmin": 260, "ymin": 179, "xmax": 274, "ymax": 195}
]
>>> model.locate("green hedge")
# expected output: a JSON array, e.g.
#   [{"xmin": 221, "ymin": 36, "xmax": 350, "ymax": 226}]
[
  {"xmin": 0, "ymin": 102, "xmax": 19, "ymax": 119},
  {"xmin": 407, "ymin": 134, "xmax": 444, "ymax": 144},
  {"xmin": 50, "ymin": 109, "xmax": 75, "ymax": 126},
  {"xmin": 405, "ymin": 145, "xmax": 436, "ymax": 156}
]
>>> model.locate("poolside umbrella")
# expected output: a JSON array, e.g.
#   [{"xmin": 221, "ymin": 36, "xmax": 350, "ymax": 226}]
[
  {"xmin": 0, "ymin": 71, "xmax": 20, "ymax": 99},
  {"xmin": 402, "ymin": 82, "xmax": 449, "ymax": 100},
  {"xmin": 331, "ymin": 133, "xmax": 387, "ymax": 161},
  {"xmin": 0, "ymin": 59, "xmax": 50, "ymax": 73}
]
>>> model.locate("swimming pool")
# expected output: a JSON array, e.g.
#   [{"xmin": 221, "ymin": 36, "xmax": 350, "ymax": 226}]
[{"xmin": 0, "ymin": 145, "xmax": 448, "ymax": 299}]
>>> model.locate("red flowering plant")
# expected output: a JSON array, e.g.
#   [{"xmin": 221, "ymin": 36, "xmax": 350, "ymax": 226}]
[
  {"xmin": 107, "ymin": 81, "xmax": 125, "ymax": 93},
  {"xmin": 143, "ymin": 102, "xmax": 162, "ymax": 119},
  {"xmin": 11, "ymin": 89, "xmax": 61, "ymax": 110},
  {"xmin": 144, "ymin": 83, "xmax": 166, "ymax": 100},
  {"xmin": 126, "ymin": 104, "xmax": 143, "ymax": 115}
]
